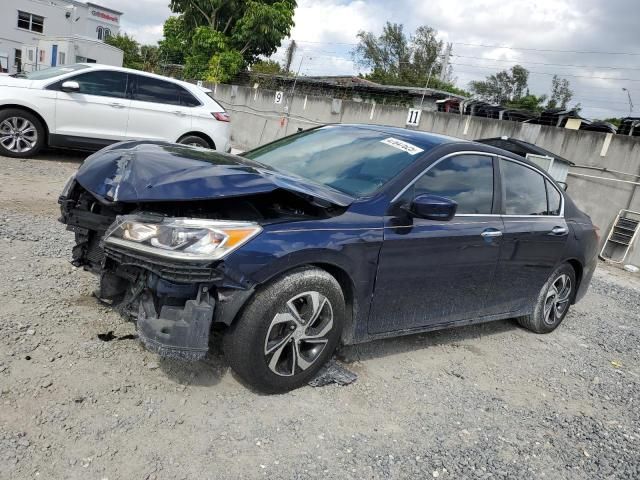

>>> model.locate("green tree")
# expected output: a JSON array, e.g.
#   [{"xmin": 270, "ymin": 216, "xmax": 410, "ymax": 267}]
[
  {"xmin": 158, "ymin": 16, "xmax": 189, "ymax": 65},
  {"xmin": 165, "ymin": 0, "xmax": 296, "ymax": 82},
  {"xmin": 506, "ymin": 93, "xmax": 547, "ymax": 111},
  {"xmin": 140, "ymin": 45, "xmax": 161, "ymax": 73},
  {"xmin": 353, "ymin": 22, "xmax": 465, "ymax": 96},
  {"xmin": 469, "ymin": 65, "xmax": 530, "ymax": 104},
  {"xmin": 105, "ymin": 33, "xmax": 142, "ymax": 70},
  {"xmin": 251, "ymin": 59, "xmax": 285, "ymax": 74},
  {"xmin": 547, "ymin": 75, "xmax": 573, "ymax": 109}
]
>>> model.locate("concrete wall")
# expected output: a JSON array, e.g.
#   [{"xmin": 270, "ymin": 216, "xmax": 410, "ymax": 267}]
[{"xmin": 209, "ymin": 83, "xmax": 640, "ymax": 265}]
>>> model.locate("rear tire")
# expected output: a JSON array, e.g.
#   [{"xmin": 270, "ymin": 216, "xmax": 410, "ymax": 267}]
[
  {"xmin": 224, "ymin": 267, "xmax": 345, "ymax": 393},
  {"xmin": 517, "ymin": 263, "xmax": 576, "ymax": 333},
  {"xmin": 0, "ymin": 109, "xmax": 45, "ymax": 158},
  {"xmin": 177, "ymin": 134, "xmax": 211, "ymax": 149}
]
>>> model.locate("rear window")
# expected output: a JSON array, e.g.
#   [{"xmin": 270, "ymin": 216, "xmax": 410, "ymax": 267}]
[
  {"xmin": 546, "ymin": 179, "xmax": 562, "ymax": 215},
  {"xmin": 130, "ymin": 75, "xmax": 201, "ymax": 107},
  {"xmin": 500, "ymin": 159, "xmax": 548, "ymax": 215}
]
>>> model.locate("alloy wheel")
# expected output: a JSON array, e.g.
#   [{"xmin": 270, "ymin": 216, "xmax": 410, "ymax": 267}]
[
  {"xmin": 0, "ymin": 117, "xmax": 38, "ymax": 154},
  {"xmin": 264, "ymin": 291, "xmax": 334, "ymax": 377},
  {"xmin": 543, "ymin": 273, "xmax": 572, "ymax": 325}
]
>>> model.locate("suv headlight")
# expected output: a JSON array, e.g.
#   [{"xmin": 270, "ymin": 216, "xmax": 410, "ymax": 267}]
[{"xmin": 103, "ymin": 215, "xmax": 262, "ymax": 261}]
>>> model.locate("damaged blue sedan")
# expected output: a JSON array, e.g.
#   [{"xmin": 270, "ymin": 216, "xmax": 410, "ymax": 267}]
[{"xmin": 59, "ymin": 124, "xmax": 599, "ymax": 392}]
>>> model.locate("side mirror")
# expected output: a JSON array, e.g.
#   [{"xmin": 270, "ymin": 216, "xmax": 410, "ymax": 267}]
[
  {"xmin": 409, "ymin": 194, "xmax": 458, "ymax": 221},
  {"xmin": 61, "ymin": 80, "xmax": 80, "ymax": 93},
  {"xmin": 557, "ymin": 181, "xmax": 568, "ymax": 191}
]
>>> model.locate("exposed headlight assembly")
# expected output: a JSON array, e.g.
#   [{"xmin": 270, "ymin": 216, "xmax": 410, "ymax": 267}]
[{"xmin": 103, "ymin": 215, "xmax": 262, "ymax": 261}]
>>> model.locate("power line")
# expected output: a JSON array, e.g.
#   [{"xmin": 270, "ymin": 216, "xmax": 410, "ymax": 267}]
[
  {"xmin": 292, "ymin": 39, "xmax": 640, "ymax": 56},
  {"xmin": 451, "ymin": 54, "xmax": 640, "ymax": 72},
  {"xmin": 451, "ymin": 62, "xmax": 640, "ymax": 82},
  {"xmin": 452, "ymin": 42, "xmax": 640, "ymax": 56}
]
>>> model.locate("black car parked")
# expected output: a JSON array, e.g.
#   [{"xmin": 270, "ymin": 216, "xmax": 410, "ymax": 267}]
[{"xmin": 59, "ymin": 125, "xmax": 599, "ymax": 392}]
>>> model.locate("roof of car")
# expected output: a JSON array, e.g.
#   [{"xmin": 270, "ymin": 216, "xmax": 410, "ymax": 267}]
[
  {"xmin": 75, "ymin": 63, "xmax": 209, "ymax": 92},
  {"xmin": 338, "ymin": 124, "xmax": 466, "ymax": 148}
]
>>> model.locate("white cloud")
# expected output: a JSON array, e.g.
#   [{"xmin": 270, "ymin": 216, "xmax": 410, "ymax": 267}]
[{"xmin": 102, "ymin": 0, "xmax": 639, "ymax": 118}]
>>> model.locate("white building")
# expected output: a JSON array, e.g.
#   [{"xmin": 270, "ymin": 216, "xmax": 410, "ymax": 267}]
[{"xmin": 0, "ymin": 0, "xmax": 124, "ymax": 74}]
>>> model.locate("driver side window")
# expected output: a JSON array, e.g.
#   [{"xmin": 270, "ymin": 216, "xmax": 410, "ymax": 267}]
[
  {"xmin": 49, "ymin": 71, "xmax": 128, "ymax": 98},
  {"xmin": 410, "ymin": 154, "xmax": 495, "ymax": 215}
]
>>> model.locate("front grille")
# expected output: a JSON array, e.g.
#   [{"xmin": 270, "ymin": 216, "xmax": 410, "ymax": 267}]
[{"xmin": 104, "ymin": 244, "xmax": 224, "ymax": 284}]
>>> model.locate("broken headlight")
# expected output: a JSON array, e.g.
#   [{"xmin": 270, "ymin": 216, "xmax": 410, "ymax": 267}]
[{"xmin": 103, "ymin": 216, "xmax": 262, "ymax": 261}]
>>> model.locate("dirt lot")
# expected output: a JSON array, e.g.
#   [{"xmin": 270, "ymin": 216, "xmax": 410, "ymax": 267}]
[{"xmin": 0, "ymin": 152, "xmax": 639, "ymax": 480}]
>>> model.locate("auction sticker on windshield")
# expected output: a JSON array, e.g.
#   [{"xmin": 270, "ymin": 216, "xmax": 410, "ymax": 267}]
[{"xmin": 380, "ymin": 137, "xmax": 424, "ymax": 155}]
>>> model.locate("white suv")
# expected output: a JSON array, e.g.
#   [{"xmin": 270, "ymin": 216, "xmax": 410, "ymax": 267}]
[{"xmin": 0, "ymin": 63, "xmax": 231, "ymax": 158}]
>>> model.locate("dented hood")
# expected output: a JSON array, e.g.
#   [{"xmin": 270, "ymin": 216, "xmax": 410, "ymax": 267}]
[{"xmin": 75, "ymin": 141, "xmax": 354, "ymax": 207}]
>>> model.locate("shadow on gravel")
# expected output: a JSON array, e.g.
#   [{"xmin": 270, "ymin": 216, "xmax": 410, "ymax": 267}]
[
  {"xmin": 158, "ymin": 334, "xmax": 229, "ymax": 387},
  {"xmin": 338, "ymin": 318, "xmax": 519, "ymax": 363},
  {"xmin": 38, "ymin": 148, "xmax": 90, "ymax": 163}
]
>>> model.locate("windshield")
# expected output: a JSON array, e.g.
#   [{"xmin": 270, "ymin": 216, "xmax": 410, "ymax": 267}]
[
  {"xmin": 15, "ymin": 64, "xmax": 90, "ymax": 80},
  {"xmin": 243, "ymin": 126, "xmax": 432, "ymax": 197}
]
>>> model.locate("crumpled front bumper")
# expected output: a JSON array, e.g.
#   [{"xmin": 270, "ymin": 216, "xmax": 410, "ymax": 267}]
[{"xmin": 136, "ymin": 284, "xmax": 215, "ymax": 361}]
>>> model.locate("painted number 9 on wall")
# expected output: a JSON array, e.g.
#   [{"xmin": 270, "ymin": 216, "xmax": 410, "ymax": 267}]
[
  {"xmin": 274, "ymin": 91, "xmax": 284, "ymax": 104},
  {"xmin": 406, "ymin": 108, "xmax": 421, "ymax": 126}
]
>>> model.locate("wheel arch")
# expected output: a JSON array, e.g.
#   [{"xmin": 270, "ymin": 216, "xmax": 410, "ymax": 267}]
[
  {"xmin": 217, "ymin": 259, "xmax": 360, "ymax": 345},
  {"xmin": 0, "ymin": 104, "xmax": 50, "ymax": 140},
  {"xmin": 177, "ymin": 131, "xmax": 215, "ymax": 149},
  {"xmin": 564, "ymin": 257, "xmax": 584, "ymax": 302}
]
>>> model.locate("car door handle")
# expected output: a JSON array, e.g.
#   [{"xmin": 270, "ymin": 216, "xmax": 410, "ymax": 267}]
[
  {"xmin": 549, "ymin": 226, "xmax": 568, "ymax": 236},
  {"xmin": 110, "ymin": 103, "xmax": 126, "ymax": 109},
  {"xmin": 481, "ymin": 229, "xmax": 503, "ymax": 238},
  {"xmin": 173, "ymin": 111, "xmax": 187, "ymax": 116}
]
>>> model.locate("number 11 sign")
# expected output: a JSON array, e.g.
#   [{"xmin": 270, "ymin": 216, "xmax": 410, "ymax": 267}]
[{"xmin": 406, "ymin": 108, "xmax": 421, "ymax": 126}]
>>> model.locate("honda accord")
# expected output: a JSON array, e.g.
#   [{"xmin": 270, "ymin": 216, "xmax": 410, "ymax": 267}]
[{"xmin": 59, "ymin": 124, "xmax": 599, "ymax": 392}]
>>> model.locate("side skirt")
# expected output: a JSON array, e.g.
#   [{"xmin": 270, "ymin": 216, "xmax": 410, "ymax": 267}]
[
  {"xmin": 347, "ymin": 309, "xmax": 530, "ymax": 345},
  {"xmin": 49, "ymin": 134, "xmax": 116, "ymax": 152}
]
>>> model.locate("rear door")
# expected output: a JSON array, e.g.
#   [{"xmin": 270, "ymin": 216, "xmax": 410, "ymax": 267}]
[
  {"xmin": 368, "ymin": 153, "xmax": 504, "ymax": 334},
  {"xmin": 50, "ymin": 70, "xmax": 130, "ymax": 143},
  {"xmin": 125, "ymin": 74, "xmax": 193, "ymax": 141},
  {"xmin": 486, "ymin": 158, "xmax": 568, "ymax": 315}
]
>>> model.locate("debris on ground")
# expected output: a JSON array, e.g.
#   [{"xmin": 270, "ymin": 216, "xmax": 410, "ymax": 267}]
[{"xmin": 308, "ymin": 360, "xmax": 358, "ymax": 387}]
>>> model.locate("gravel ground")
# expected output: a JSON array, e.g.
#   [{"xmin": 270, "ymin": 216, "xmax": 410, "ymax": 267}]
[{"xmin": 0, "ymin": 151, "xmax": 639, "ymax": 480}]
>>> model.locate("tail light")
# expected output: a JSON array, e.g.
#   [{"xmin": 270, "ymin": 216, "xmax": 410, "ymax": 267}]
[
  {"xmin": 594, "ymin": 225, "xmax": 601, "ymax": 242},
  {"xmin": 212, "ymin": 112, "xmax": 230, "ymax": 122}
]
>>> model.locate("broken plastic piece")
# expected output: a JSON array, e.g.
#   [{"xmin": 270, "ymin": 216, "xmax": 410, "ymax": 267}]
[{"xmin": 308, "ymin": 360, "xmax": 357, "ymax": 387}]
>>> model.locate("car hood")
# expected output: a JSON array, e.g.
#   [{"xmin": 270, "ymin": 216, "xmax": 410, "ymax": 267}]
[
  {"xmin": 75, "ymin": 141, "xmax": 354, "ymax": 207},
  {"xmin": 0, "ymin": 76, "xmax": 32, "ymax": 87}
]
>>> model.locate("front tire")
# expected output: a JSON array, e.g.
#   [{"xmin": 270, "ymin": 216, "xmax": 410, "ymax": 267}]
[
  {"xmin": 0, "ymin": 109, "xmax": 45, "ymax": 158},
  {"xmin": 224, "ymin": 267, "xmax": 345, "ymax": 393},
  {"xmin": 517, "ymin": 263, "xmax": 576, "ymax": 333}
]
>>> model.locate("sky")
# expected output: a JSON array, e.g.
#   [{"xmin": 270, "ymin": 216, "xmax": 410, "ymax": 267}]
[{"xmin": 106, "ymin": 0, "xmax": 640, "ymax": 119}]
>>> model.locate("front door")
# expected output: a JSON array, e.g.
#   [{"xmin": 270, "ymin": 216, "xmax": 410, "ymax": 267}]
[
  {"xmin": 51, "ymin": 70, "xmax": 130, "ymax": 142},
  {"xmin": 486, "ymin": 158, "xmax": 569, "ymax": 315},
  {"xmin": 368, "ymin": 153, "xmax": 503, "ymax": 334}
]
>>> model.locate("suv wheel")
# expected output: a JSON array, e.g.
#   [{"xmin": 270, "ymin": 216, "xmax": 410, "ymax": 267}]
[
  {"xmin": 517, "ymin": 263, "xmax": 576, "ymax": 333},
  {"xmin": 0, "ymin": 109, "xmax": 45, "ymax": 158},
  {"xmin": 177, "ymin": 135, "xmax": 211, "ymax": 149},
  {"xmin": 224, "ymin": 267, "xmax": 345, "ymax": 393}
]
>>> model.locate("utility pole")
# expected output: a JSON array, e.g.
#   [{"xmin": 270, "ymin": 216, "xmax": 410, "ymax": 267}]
[
  {"xmin": 622, "ymin": 88, "xmax": 634, "ymax": 116},
  {"xmin": 439, "ymin": 42, "xmax": 452, "ymax": 83},
  {"xmin": 419, "ymin": 63, "xmax": 435, "ymax": 109}
]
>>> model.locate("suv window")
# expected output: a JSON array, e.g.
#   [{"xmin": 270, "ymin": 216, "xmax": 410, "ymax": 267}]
[
  {"xmin": 49, "ymin": 70, "xmax": 127, "ymax": 98},
  {"xmin": 129, "ymin": 75, "xmax": 200, "ymax": 106},
  {"xmin": 546, "ymin": 179, "xmax": 562, "ymax": 215},
  {"xmin": 412, "ymin": 154, "xmax": 494, "ymax": 214},
  {"xmin": 500, "ymin": 159, "xmax": 549, "ymax": 215}
]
